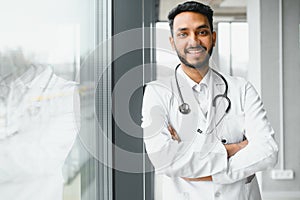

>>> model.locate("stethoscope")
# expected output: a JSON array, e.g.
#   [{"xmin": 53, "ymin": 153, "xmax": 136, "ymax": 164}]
[{"xmin": 174, "ymin": 64, "xmax": 231, "ymax": 115}]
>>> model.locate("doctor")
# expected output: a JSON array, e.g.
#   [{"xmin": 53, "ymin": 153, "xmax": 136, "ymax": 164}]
[
  {"xmin": 142, "ymin": 1, "xmax": 278, "ymax": 200},
  {"xmin": 0, "ymin": 60, "xmax": 79, "ymax": 200}
]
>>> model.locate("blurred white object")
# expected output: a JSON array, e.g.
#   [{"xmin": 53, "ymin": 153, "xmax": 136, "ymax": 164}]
[
  {"xmin": 0, "ymin": 65, "xmax": 80, "ymax": 200},
  {"xmin": 0, "ymin": 65, "xmax": 53, "ymax": 139}
]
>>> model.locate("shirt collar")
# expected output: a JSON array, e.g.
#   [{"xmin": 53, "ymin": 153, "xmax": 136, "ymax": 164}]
[{"xmin": 177, "ymin": 65, "xmax": 211, "ymax": 92}]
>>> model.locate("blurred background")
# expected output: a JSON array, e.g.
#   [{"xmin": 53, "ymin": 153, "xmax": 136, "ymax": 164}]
[{"xmin": 0, "ymin": 0, "xmax": 299, "ymax": 200}]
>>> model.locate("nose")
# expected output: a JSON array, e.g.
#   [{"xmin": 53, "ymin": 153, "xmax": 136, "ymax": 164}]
[{"xmin": 188, "ymin": 33, "xmax": 201, "ymax": 46}]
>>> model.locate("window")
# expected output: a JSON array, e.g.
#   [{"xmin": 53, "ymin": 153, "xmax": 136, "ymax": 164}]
[{"xmin": 0, "ymin": 1, "xmax": 112, "ymax": 200}]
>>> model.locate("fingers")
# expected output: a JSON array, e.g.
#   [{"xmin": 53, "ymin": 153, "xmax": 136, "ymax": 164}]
[
  {"xmin": 224, "ymin": 138, "xmax": 249, "ymax": 158},
  {"xmin": 167, "ymin": 124, "xmax": 173, "ymax": 132},
  {"xmin": 182, "ymin": 176, "xmax": 212, "ymax": 181},
  {"xmin": 168, "ymin": 124, "xmax": 181, "ymax": 142}
]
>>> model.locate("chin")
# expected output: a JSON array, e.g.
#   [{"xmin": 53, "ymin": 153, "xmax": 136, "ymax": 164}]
[
  {"xmin": 188, "ymin": 61, "xmax": 206, "ymax": 67},
  {"xmin": 194, "ymin": 64, "xmax": 207, "ymax": 69}
]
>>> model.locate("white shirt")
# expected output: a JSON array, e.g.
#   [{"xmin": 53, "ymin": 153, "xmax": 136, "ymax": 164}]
[{"xmin": 178, "ymin": 66, "xmax": 211, "ymax": 118}]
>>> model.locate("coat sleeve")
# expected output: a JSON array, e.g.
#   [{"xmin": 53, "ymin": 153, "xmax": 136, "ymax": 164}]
[
  {"xmin": 212, "ymin": 81, "xmax": 278, "ymax": 184},
  {"xmin": 0, "ymin": 83, "xmax": 79, "ymax": 182},
  {"xmin": 142, "ymin": 83, "xmax": 228, "ymax": 178}
]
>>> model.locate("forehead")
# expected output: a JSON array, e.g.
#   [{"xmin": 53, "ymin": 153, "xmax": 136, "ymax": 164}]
[{"xmin": 173, "ymin": 11, "xmax": 210, "ymax": 30}]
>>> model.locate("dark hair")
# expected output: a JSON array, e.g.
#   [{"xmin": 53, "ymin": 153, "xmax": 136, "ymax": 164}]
[{"xmin": 168, "ymin": 1, "xmax": 214, "ymax": 36}]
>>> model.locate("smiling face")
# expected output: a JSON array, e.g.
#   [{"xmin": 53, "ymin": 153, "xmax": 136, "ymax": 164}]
[{"xmin": 169, "ymin": 11, "xmax": 216, "ymax": 70}]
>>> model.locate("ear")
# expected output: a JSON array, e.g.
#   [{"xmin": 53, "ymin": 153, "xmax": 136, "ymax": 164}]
[
  {"xmin": 169, "ymin": 36, "xmax": 175, "ymax": 50},
  {"xmin": 212, "ymin": 31, "xmax": 217, "ymax": 47}
]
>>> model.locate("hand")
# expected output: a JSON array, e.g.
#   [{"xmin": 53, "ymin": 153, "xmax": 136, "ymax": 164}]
[
  {"xmin": 224, "ymin": 139, "xmax": 248, "ymax": 158},
  {"xmin": 182, "ymin": 176, "xmax": 212, "ymax": 181},
  {"xmin": 168, "ymin": 124, "xmax": 181, "ymax": 142}
]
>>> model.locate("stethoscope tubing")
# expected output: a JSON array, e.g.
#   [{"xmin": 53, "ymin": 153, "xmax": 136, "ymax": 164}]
[{"xmin": 174, "ymin": 64, "xmax": 231, "ymax": 114}]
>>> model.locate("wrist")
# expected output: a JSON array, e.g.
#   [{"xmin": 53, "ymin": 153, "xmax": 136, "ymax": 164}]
[
  {"xmin": 182, "ymin": 176, "xmax": 212, "ymax": 181},
  {"xmin": 237, "ymin": 139, "xmax": 248, "ymax": 150},
  {"xmin": 225, "ymin": 143, "xmax": 240, "ymax": 157},
  {"xmin": 236, "ymin": 143, "xmax": 243, "ymax": 151}
]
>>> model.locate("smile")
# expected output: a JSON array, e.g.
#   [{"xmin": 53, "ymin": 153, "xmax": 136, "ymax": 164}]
[
  {"xmin": 185, "ymin": 46, "xmax": 207, "ymax": 55},
  {"xmin": 187, "ymin": 49, "xmax": 204, "ymax": 54}
]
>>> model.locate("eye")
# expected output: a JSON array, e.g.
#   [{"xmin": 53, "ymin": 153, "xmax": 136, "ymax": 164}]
[
  {"xmin": 177, "ymin": 32, "xmax": 187, "ymax": 38},
  {"xmin": 198, "ymin": 30, "xmax": 209, "ymax": 36}
]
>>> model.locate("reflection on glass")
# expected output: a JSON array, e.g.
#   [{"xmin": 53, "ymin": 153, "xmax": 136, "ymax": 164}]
[
  {"xmin": 0, "ymin": 52, "xmax": 80, "ymax": 200},
  {"xmin": 0, "ymin": 1, "xmax": 112, "ymax": 199}
]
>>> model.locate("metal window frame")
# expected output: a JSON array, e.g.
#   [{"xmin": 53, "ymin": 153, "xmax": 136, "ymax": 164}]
[{"xmin": 111, "ymin": 0, "xmax": 156, "ymax": 200}]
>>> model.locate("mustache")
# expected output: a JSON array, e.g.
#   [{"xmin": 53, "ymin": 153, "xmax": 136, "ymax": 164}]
[{"xmin": 184, "ymin": 45, "xmax": 207, "ymax": 53}]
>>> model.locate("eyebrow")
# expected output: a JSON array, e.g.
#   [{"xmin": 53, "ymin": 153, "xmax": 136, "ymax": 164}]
[{"xmin": 176, "ymin": 25, "xmax": 210, "ymax": 32}]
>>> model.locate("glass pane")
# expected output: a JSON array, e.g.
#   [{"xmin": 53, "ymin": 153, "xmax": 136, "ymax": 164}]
[{"xmin": 0, "ymin": 0, "xmax": 111, "ymax": 200}]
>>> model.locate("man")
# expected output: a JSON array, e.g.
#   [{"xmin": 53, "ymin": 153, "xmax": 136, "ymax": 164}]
[{"xmin": 142, "ymin": 1, "xmax": 278, "ymax": 200}]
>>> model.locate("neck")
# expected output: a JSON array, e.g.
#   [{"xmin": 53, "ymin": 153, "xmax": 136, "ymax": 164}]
[{"xmin": 181, "ymin": 64, "xmax": 209, "ymax": 84}]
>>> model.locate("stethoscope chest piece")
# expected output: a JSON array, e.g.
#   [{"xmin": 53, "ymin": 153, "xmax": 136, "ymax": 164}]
[{"xmin": 179, "ymin": 103, "xmax": 190, "ymax": 114}]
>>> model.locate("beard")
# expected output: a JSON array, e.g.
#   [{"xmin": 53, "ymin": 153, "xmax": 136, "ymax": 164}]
[{"xmin": 175, "ymin": 45, "xmax": 214, "ymax": 69}]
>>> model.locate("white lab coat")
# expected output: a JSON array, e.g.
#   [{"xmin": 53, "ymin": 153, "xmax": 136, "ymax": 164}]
[
  {"xmin": 142, "ymin": 67, "xmax": 278, "ymax": 200},
  {"xmin": 0, "ymin": 67, "xmax": 79, "ymax": 200}
]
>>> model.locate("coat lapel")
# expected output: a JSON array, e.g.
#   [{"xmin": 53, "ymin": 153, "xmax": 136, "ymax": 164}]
[
  {"xmin": 172, "ymin": 67, "xmax": 229, "ymax": 135},
  {"xmin": 206, "ymin": 70, "xmax": 228, "ymax": 133}
]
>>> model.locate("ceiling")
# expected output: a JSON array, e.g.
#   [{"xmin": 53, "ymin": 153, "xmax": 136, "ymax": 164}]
[{"xmin": 158, "ymin": 0, "xmax": 247, "ymax": 22}]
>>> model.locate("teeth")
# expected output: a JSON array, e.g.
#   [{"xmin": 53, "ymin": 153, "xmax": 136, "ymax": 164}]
[{"xmin": 189, "ymin": 50, "xmax": 202, "ymax": 54}]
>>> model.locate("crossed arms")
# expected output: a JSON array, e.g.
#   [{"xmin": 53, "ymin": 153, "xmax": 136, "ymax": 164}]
[
  {"xmin": 142, "ymin": 81, "xmax": 278, "ymax": 184},
  {"xmin": 168, "ymin": 125, "xmax": 248, "ymax": 181}
]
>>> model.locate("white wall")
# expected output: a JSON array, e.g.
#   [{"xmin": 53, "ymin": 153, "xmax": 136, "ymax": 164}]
[{"xmin": 248, "ymin": 0, "xmax": 300, "ymax": 199}]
